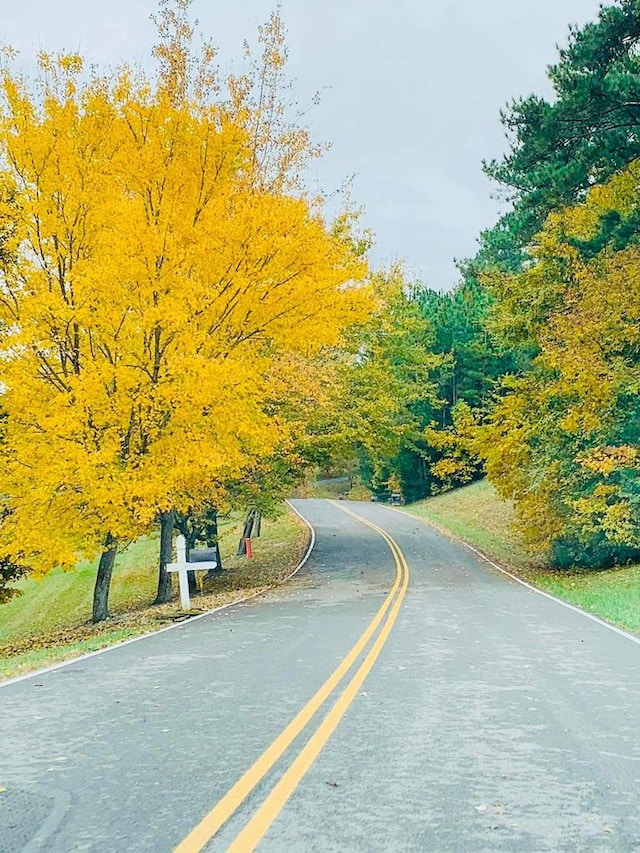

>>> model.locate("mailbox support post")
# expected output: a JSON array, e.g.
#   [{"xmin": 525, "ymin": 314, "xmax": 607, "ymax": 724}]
[
  {"xmin": 166, "ymin": 534, "xmax": 218, "ymax": 611},
  {"xmin": 169, "ymin": 535, "xmax": 190, "ymax": 610}
]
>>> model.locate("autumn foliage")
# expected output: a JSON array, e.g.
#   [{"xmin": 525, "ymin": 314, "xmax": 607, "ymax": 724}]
[
  {"xmin": 479, "ymin": 164, "xmax": 640, "ymax": 566},
  {"xmin": 0, "ymin": 3, "xmax": 372, "ymax": 612},
  {"xmin": 2, "ymin": 0, "xmax": 638, "ymax": 615}
]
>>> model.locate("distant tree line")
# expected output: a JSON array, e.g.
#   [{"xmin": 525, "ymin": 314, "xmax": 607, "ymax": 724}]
[{"xmin": 355, "ymin": 0, "xmax": 640, "ymax": 569}]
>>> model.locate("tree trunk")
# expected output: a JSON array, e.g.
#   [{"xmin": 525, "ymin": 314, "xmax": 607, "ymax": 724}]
[
  {"xmin": 154, "ymin": 510, "xmax": 175, "ymax": 605},
  {"xmin": 185, "ymin": 529, "xmax": 199, "ymax": 595},
  {"xmin": 92, "ymin": 532, "xmax": 118, "ymax": 623},
  {"xmin": 253, "ymin": 511, "xmax": 262, "ymax": 538},
  {"xmin": 237, "ymin": 508, "xmax": 256, "ymax": 556},
  {"xmin": 204, "ymin": 510, "xmax": 223, "ymax": 580},
  {"xmin": 187, "ymin": 570, "xmax": 199, "ymax": 595}
]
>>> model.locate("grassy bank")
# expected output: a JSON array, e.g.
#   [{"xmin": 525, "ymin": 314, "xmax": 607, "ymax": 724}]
[
  {"xmin": 405, "ymin": 480, "xmax": 640, "ymax": 635},
  {"xmin": 291, "ymin": 474, "xmax": 372, "ymax": 502},
  {"xmin": 0, "ymin": 506, "xmax": 307, "ymax": 680}
]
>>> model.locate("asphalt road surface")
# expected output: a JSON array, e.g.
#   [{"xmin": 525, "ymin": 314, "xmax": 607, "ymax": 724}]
[{"xmin": 2, "ymin": 499, "xmax": 640, "ymax": 852}]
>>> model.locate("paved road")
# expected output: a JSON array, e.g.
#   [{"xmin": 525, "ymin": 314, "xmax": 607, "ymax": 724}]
[{"xmin": 2, "ymin": 500, "xmax": 640, "ymax": 852}]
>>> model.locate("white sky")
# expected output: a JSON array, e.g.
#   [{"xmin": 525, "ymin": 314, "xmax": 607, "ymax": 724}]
[{"xmin": 1, "ymin": 0, "xmax": 604, "ymax": 289}]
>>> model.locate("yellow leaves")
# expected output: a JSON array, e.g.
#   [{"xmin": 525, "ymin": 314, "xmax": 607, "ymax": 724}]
[
  {"xmin": 0, "ymin": 46, "xmax": 17, "ymax": 63},
  {"xmin": 0, "ymin": 42, "xmax": 373, "ymax": 572},
  {"xmin": 424, "ymin": 403, "xmax": 481, "ymax": 493},
  {"xmin": 58, "ymin": 54, "xmax": 84, "ymax": 75},
  {"xmin": 538, "ymin": 244, "xmax": 640, "ymax": 438},
  {"xmin": 33, "ymin": 52, "xmax": 84, "ymax": 105},
  {"xmin": 480, "ymin": 161, "xmax": 640, "ymax": 561},
  {"xmin": 579, "ymin": 445, "xmax": 640, "ymax": 476},
  {"xmin": 430, "ymin": 457, "xmax": 466, "ymax": 481},
  {"xmin": 571, "ymin": 486, "xmax": 637, "ymax": 546},
  {"xmin": 386, "ymin": 473, "xmax": 402, "ymax": 494},
  {"xmin": 557, "ymin": 162, "xmax": 640, "ymax": 240},
  {"xmin": 36, "ymin": 52, "xmax": 54, "ymax": 73}
]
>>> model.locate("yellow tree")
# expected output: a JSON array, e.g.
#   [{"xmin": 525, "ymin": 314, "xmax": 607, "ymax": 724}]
[
  {"xmin": 0, "ymin": 16, "xmax": 371, "ymax": 618},
  {"xmin": 480, "ymin": 162, "xmax": 640, "ymax": 566}
]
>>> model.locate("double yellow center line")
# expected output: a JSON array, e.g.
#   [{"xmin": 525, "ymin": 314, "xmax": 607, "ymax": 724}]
[{"xmin": 175, "ymin": 502, "xmax": 410, "ymax": 853}]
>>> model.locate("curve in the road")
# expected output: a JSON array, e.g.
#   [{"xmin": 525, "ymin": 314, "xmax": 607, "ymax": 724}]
[
  {"xmin": 175, "ymin": 502, "xmax": 409, "ymax": 853},
  {"xmin": 389, "ymin": 504, "xmax": 640, "ymax": 649}
]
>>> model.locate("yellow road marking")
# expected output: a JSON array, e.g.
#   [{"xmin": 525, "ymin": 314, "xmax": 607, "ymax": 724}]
[
  {"xmin": 227, "ymin": 506, "xmax": 409, "ymax": 852},
  {"xmin": 175, "ymin": 503, "xmax": 408, "ymax": 853}
]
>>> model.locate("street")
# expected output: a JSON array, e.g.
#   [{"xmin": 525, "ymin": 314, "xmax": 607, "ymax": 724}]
[{"xmin": 2, "ymin": 499, "xmax": 640, "ymax": 852}]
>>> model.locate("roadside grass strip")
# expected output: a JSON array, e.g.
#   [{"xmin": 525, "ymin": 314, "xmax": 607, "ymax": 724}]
[
  {"xmin": 404, "ymin": 480, "xmax": 640, "ymax": 636},
  {"xmin": 175, "ymin": 502, "xmax": 410, "ymax": 853},
  {"xmin": 0, "ymin": 509, "xmax": 307, "ymax": 682}
]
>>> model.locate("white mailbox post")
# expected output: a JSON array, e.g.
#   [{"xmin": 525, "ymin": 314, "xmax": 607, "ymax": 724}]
[{"xmin": 166, "ymin": 534, "xmax": 218, "ymax": 611}]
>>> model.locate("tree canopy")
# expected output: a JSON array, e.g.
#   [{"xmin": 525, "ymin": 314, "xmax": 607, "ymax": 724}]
[
  {"xmin": 0, "ymin": 4, "xmax": 375, "ymax": 613},
  {"xmin": 482, "ymin": 0, "xmax": 640, "ymax": 270}
]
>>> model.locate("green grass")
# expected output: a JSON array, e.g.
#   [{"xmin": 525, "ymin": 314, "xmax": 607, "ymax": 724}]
[
  {"xmin": 0, "ymin": 628, "xmax": 156, "ymax": 676},
  {"xmin": 306, "ymin": 478, "xmax": 351, "ymax": 499},
  {"xmin": 405, "ymin": 480, "xmax": 537, "ymax": 571},
  {"xmin": 0, "ymin": 506, "xmax": 307, "ymax": 679},
  {"xmin": 0, "ymin": 536, "xmax": 160, "ymax": 649},
  {"xmin": 405, "ymin": 480, "xmax": 640, "ymax": 635},
  {"xmin": 529, "ymin": 565, "xmax": 640, "ymax": 633}
]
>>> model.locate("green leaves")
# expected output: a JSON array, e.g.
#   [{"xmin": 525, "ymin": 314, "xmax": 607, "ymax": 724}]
[
  {"xmin": 480, "ymin": 1, "xmax": 640, "ymax": 279},
  {"xmin": 455, "ymin": 3, "xmax": 640, "ymax": 568},
  {"xmin": 479, "ymin": 162, "xmax": 640, "ymax": 567}
]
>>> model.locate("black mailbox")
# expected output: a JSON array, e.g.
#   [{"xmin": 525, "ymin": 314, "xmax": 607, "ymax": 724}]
[{"xmin": 187, "ymin": 548, "xmax": 218, "ymax": 564}]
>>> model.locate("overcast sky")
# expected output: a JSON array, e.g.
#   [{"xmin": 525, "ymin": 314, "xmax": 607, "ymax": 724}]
[{"xmin": 2, "ymin": 0, "xmax": 604, "ymax": 290}]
